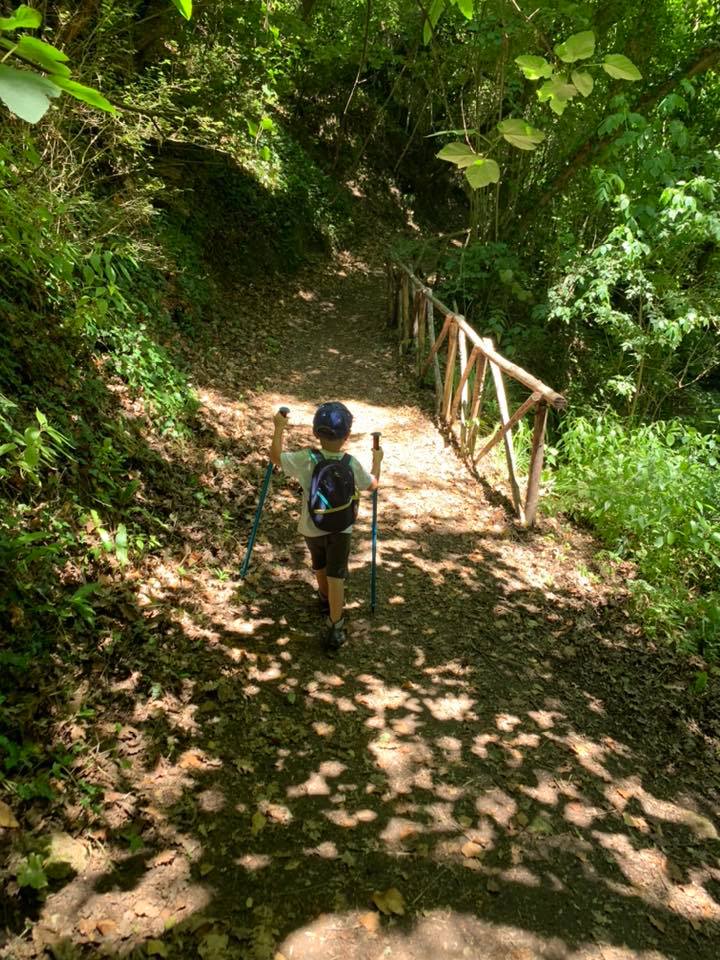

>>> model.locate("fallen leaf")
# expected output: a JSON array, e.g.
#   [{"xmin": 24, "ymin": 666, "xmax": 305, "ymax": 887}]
[
  {"xmin": 0, "ymin": 801, "xmax": 19, "ymax": 829},
  {"xmin": 461, "ymin": 841, "xmax": 483, "ymax": 859},
  {"xmin": 372, "ymin": 887, "xmax": 406, "ymax": 916},
  {"xmin": 648, "ymin": 915, "xmax": 666, "ymax": 933},
  {"xmin": 78, "ymin": 918, "xmax": 98, "ymax": 939},
  {"xmin": 487, "ymin": 877, "xmax": 501, "ymax": 894},
  {"xmin": 359, "ymin": 911, "xmax": 380, "ymax": 934},
  {"xmin": 97, "ymin": 919, "xmax": 118, "ymax": 937},
  {"xmin": 153, "ymin": 849, "xmax": 177, "ymax": 867},
  {"xmin": 147, "ymin": 940, "xmax": 169, "ymax": 957},
  {"xmin": 515, "ymin": 811, "xmax": 529, "ymax": 827},
  {"xmin": 528, "ymin": 815, "xmax": 553, "ymax": 835},
  {"xmin": 251, "ymin": 811, "xmax": 267, "ymax": 836}
]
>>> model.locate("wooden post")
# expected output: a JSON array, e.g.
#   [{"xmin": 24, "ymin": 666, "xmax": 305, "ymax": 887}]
[
  {"xmin": 486, "ymin": 338, "xmax": 525, "ymax": 523},
  {"xmin": 524, "ymin": 400, "xmax": 549, "ymax": 528},
  {"xmin": 457, "ymin": 328, "xmax": 469, "ymax": 423},
  {"xmin": 474, "ymin": 392, "xmax": 541, "ymax": 463},
  {"xmin": 419, "ymin": 313, "xmax": 452, "ymax": 378},
  {"xmin": 467, "ymin": 354, "xmax": 488, "ymax": 457},
  {"xmin": 401, "ymin": 275, "xmax": 410, "ymax": 348},
  {"xmin": 442, "ymin": 321, "xmax": 459, "ymax": 424},
  {"xmin": 425, "ymin": 299, "xmax": 443, "ymax": 414},
  {"xmin": 451, "ymin": 346, "xmax": 479, "ymax": 424},
  {"xmin": 386, "ymin": 263, "xmax": 394, "ymax": 326},
  {"xmin": 416, "ymin": 295, "xmax": 427, "ymax": 374}
]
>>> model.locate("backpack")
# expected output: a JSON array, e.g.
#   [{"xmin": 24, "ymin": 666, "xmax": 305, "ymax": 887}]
[{"xmin": 308, "ymin": 450, "xmax": 358, "ymax": 533}]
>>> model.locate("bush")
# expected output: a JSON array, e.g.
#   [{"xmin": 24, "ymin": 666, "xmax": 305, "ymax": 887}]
[{"xmin": 548, "ymin": 413, "xmax": 720, "ymax": 657}]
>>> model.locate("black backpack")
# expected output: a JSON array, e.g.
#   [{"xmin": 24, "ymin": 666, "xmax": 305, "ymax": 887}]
[{"xmin": 308, "ymin": 451, "xmax": 358, "ymax": 533}]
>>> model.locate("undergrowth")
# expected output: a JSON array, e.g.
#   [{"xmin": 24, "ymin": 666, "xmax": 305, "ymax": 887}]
[{"xmin": 546, "ymin": 413, "xmax": 720, "ymax": 659}]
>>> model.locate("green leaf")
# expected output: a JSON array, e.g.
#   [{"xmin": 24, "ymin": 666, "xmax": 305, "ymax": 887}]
[
  {"xmin": 8, "ymin": 36, "xmax": 71, "ymax": 77},
  {"xmin": 454, "ymin": 0, "xmax": 474, "ymax": 19},
  {"xmin": 693, "ymin": 671, "xmax": 708, "ymax": 695},
  {"xmin": 115, "ymin": 524, "xmax": 128, "ymax": 566},
  {"xmin": 437, "ymin": 140, "xmax": 478, "ymax": 167},
  {"xmin": 147, "ymin": 941, "xmax": 169, "ymax": 958},
  {"xmin": 554, "ymin": 30, "xmax": 595, "ymax": 63},
  {"xmin": 497, "ymin": 118, "xmax": 545, "ymax": 150},
  {"xmin": 464, "ymin": 158, "xmax": 500, "ymax": 189},
  {"xmin": 603, "ymin": 54, "xmax": 642, "ymax": 81},
  {"xmin": 571, "ymin": 70, "xmax": 594, "ymax": 97},
  {"xmin": 423, "ymin": 0, "xmax": 445, "ymax": 45},
  {"xmin": 0, "ymin": 5, "xmax": 42, "ymax": 30},
  {"xmin": 17, "ymin": 853, "xmax": 48, "ymax": 890},
  {"xmin": 171, "ymin": 0, "xmax": 192, "ymax": 19},
  {"xmin": 251, "ymin": 811, "xmax": 267, "ymax": 835},
  {"xmin": 0, "ymin": 64, "xmax": 59, "ymax": 123},
  {"xmin": 549, "ymin": 96, "xmax": 569, "ymax": 115},
  {"xmin": 515, "ymin": 55, "xmax": 553, "ymax": 81},
  {"xmin": 48, "ymin": 76, "xmax": 116, "ymax": 114}
]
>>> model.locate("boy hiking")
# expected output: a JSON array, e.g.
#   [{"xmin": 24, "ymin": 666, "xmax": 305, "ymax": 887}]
[{"xmin": 270, "ymin": 401, "xmax": 383, "ymax": 652}]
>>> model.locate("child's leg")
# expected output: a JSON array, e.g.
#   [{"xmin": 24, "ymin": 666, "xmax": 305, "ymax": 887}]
[
  {"xmin": 315, "ymin": 568, "xmax": 328, "ymax": 599},
  {"xmin": 325, "ymin": 534, "xmax": 351, "ymax": 624},
  {"xmin": 327, "ymin": 577, "xmax": 344, "ymax": 623},
  {"xmin": 305, "ymin": 537, "xmax": 328, "ymax": 598}
]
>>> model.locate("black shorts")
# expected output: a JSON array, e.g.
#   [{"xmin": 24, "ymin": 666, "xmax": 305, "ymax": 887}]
[{"xmin": 304, "ymin": 533, "xmax": 352, "ymax": 580}]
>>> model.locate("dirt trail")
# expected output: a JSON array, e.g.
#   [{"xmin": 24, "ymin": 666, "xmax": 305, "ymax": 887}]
[{"xmin": 8, "ymin": 243, "xmax": 719, "ymax": 960}]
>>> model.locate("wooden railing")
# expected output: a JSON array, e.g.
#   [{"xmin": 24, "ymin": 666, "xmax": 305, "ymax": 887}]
[{"xmin": 387, "ymin": 260, "xmax": 566, "ymax": 527}]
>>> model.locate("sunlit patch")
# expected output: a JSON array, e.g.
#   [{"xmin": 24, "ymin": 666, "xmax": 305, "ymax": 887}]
[
  {"xmin": 424, "ymin": 693, "xmax": 476, "ymax": 722},
  {"xmin": 306, "ymin": 840, "xmax": 338, "ymax": 859},
  {"xmin": 236, "ymin": 853, "xmax": 272, "ymax": 871},
  {"xmin": 312, "ymin": 721, "xmax": 334, "ymax": 737},
  {"xmin": 380, "ymin": 816, "xmax": 422, "ymax": 844},
  {"xmin": 527, "ymin": 709, "xmax": 564, "ymax": 730},
  {"xmin": 471, "ymin": 733, "xmax": 500, "ymax": 764},
  {"xmin": 475, "ymin": 787, "xmax": 517, "ymax": 826},
  {"xmin": 197, "ymin": 788, "xmax": 225, "ymax": 813},
  {"xmin": 496, "ymin": 713, "xmax": 522, "ymax": 732},
  {"xmin": 564, "ymin": 801, "xmax": 606, "ymax": 829},
  {"xmin": 259, "ymin": 801, "xmax": 292, "ymax": 825}
]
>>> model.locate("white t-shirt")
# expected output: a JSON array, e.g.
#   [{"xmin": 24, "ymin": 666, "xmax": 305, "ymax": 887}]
[{"xmin": 280, "ymin": 449, "xmax": 374, "ymax": 538}]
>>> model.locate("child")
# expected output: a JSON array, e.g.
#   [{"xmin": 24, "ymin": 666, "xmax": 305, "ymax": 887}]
[{"xmin": 270, "ymin": 401, "xmax": 383, "ymax": 652}]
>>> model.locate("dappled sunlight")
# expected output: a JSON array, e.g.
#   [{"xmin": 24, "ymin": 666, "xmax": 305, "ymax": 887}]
[
  {"xmin": 278, "ymin": 909, "xmax": 673, "ymax": 960},
  {"xmin": 11, "ymin": 243, "xmax": 718, "ymax": 960}
]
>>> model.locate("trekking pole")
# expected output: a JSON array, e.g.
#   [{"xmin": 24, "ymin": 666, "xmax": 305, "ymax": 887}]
[
  {"xmin": 370, "ymin": 431, "xmax": 381, "ymax": 614},
  {"xmin": 240, "ymin": 406, "xmax": 289, "ymax": 580}
]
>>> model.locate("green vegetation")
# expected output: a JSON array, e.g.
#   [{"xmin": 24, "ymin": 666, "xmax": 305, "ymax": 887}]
[{"xmin": 0, "ymin": 0, "xmax": 718, "ymax": 951}]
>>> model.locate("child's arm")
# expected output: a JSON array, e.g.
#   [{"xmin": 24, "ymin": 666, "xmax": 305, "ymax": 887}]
[
  {"xmin": 368, "ymin": 445, "xmax": 383, "ymax": 491},
  {"xmin": 269, "ymin": 410, "xmax": 288, "ymax": 467}
]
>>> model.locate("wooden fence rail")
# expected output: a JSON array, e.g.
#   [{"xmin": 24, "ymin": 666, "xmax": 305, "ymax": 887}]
[{"xmin": 387, "ymin": 260, "xmax": 566, "ymax": 527}]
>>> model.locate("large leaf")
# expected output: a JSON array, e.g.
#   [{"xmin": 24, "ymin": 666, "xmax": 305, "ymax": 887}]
[
  {"xmin": 603, "ymin": 55, "xmax": 642, "ymax": 81},
  {"xmin": 465, "ymin": 158, "xmax": 500, "ymax": 189},
  {"xmin": 49, "ymin": 76, "xmax": 116, "ymax": 114},
  {"xmin": 0, "ymin": 64, "xmax": 59, "ymax": 123},
  {"xmin": 423, "ymin": 0, "xmax": 445, "ymax": 45},
  {"xmin": 171, "ymin": 0, "xmax": 192, "ymax": 19},
  {"xmin": 571, "ymin": 70, "xmax": 594, "ymax": 97},
  {"xmin": 454, "ymin": 0, "xmax": 474, "ymax": 19},
  {"xmin": 554, "ymin": 31, "xmax": 595, "ymax": 63},
  {"xmin": 7, "ymin": 36, "xmax": 72, "ymax": 77},
  {"xmin": 0, "ymin": 5, "xmax": 42, "ymax": 30},
  {"xmin": 497, "ymin": 118, "xmax": 545, "ymax": 150},
  {"xmin": 515, "ymin": 55, "xmax": 553, "ymax": 81},
  {"xmin": 437, "ymin": 141, "xmax": 478, "ymax": 167}
]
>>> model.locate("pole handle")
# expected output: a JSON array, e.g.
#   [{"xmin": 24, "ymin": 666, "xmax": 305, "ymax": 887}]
[{"xmin": 372, "ymin": 431, "xmax": 381, "ymax": 450}]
